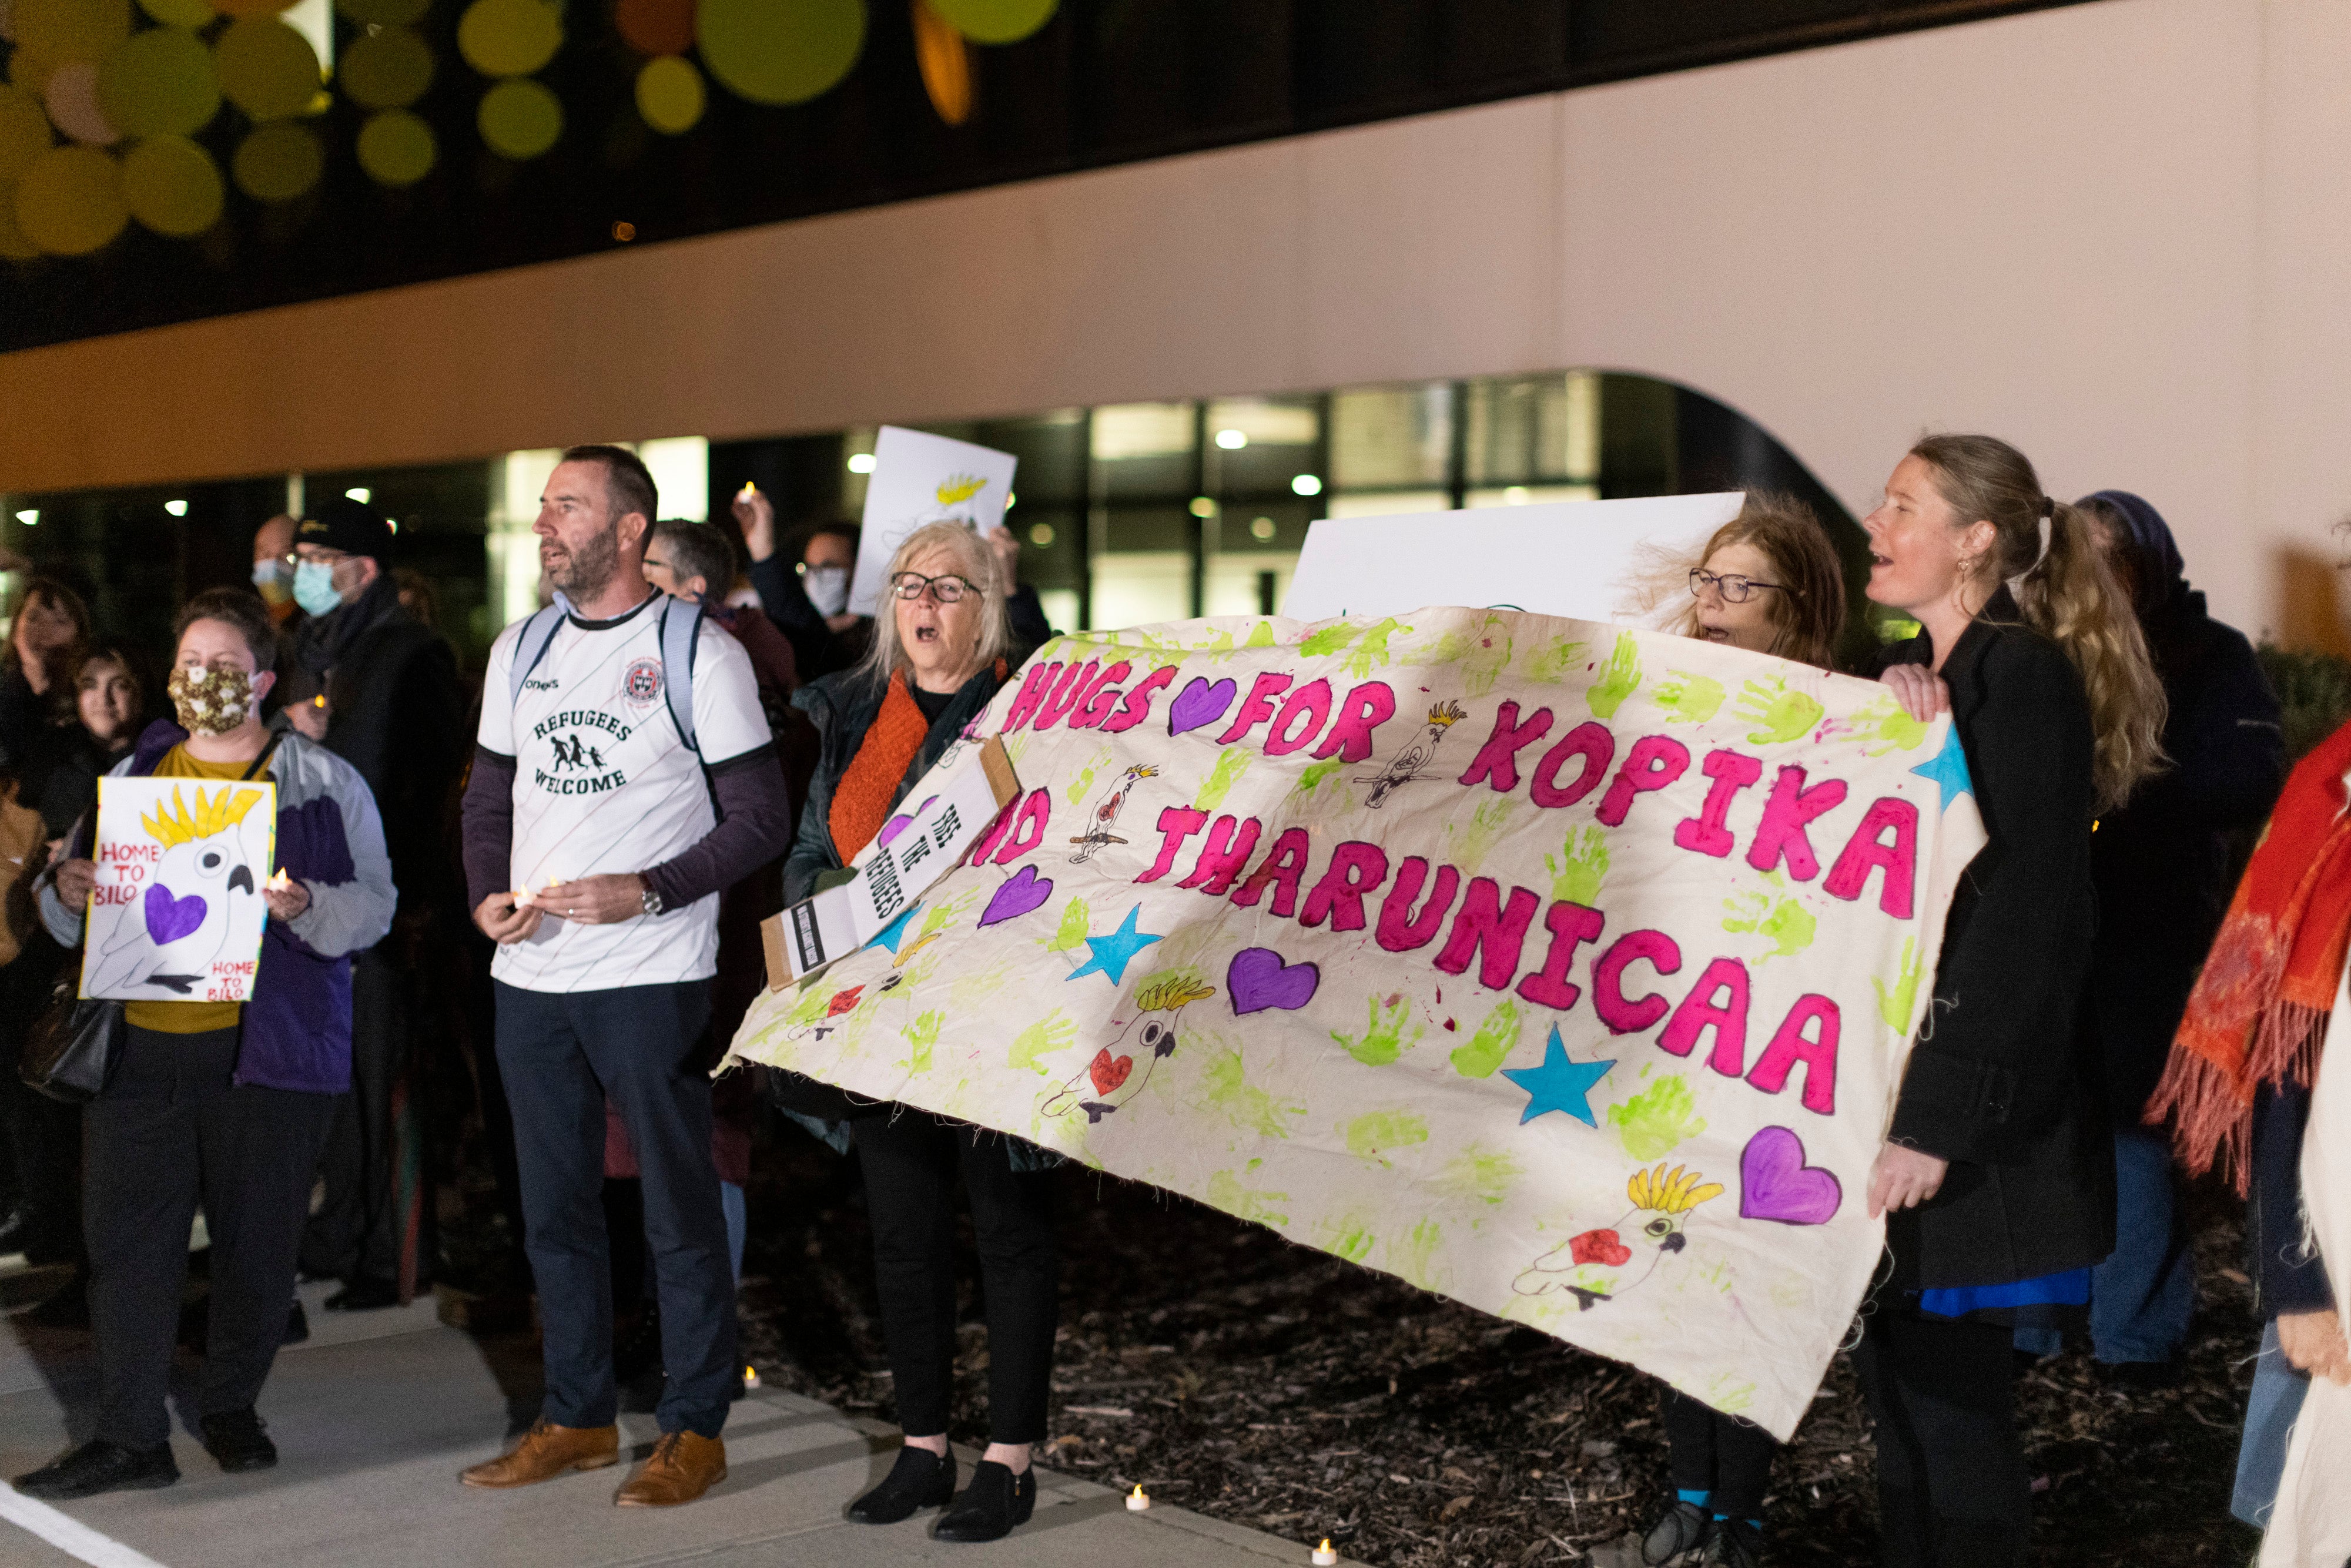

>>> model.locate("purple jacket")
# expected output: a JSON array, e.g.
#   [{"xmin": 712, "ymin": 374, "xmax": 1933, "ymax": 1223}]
[{"xmin": 41, "ymin": 721, "xmax": 396, "ymax": 1094}]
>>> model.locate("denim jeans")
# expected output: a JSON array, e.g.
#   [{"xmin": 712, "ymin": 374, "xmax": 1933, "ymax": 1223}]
[
  {"xmin": 2232, "ymin": 1320, "xmax": 2312, "ymax": 1528},
  {"xmin": 2015, "ymin": 1125, "xmax": 2193, "ymax": 1362}
]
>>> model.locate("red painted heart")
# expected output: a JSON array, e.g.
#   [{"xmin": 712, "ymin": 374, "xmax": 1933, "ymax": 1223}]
[
  {"xmin": 1568, "ymin": 1228, "xmax": 1631, "ymax": 1268},
  {"xmin": 1088, "ymin": 1049, "xmax": 1133, "ymax": 1097}
]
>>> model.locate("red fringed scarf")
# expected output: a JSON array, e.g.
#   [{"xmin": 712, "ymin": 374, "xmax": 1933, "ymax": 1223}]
[
  {"xmin": 828, "ymin": 672, "xmax": 932, "ymax": 864},
  {"xmin": 2150, "ymin": 716, "xmax": 2351, "ymax": 1190}
]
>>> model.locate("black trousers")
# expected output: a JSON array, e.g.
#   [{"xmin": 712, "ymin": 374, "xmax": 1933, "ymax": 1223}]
[
  {"xmin": 0, "ymin": 933, "xmax": 83, "ymax": 1264},
  {"xmin": 1660, "ymin": 1386, "xmax": 1777, "ymax": 1519},
  {"xmin": 84, "ymin": 1026, "xmax": 334, "ymax": 1450},
  {"xmin": 301, "ymin": 946, "xmax": 418, "ymax": 1289},
  {"xmin": 852, "ymin": 1114, "xmax": 1057, "ymax": 1445},
  {"xmin": 1853, "ymin": 1305, "xmax": 2030, "ymax": 1568},
  {"xmin": 494, "ymin": 980, "xmax": 735, "ymax": 1439}
]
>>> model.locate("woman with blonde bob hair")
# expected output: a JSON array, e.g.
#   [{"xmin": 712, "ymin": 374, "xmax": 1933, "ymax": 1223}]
[
  {"xmin": 1858, "ymin": 433, "xmax": 2164, "ymax": 1567},
  {"xmin": 782, "ymin": 518, "xmax": 1056, "ymax": 1545}
]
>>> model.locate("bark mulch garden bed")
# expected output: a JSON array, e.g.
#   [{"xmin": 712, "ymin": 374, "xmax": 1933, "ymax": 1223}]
[{"xmin": 734, "ymin": 1123, "xmax": 2265, "ymax": 1567}]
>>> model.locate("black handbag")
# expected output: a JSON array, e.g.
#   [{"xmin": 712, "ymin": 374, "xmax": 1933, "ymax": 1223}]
[{"xmin": 20, "ymin": 968, "xmax": 122, "ymax": 1104}]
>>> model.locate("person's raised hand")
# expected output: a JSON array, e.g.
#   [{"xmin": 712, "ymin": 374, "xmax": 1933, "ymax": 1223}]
[
  {"xmin": 1867, "ymin": 1142, "xmax": 1950, "ymax": 1218},
  {"xmin": 474, "ymin": 890, "xmax": 543, "ymax": 945},
  {"xmin": 537, "ymin": 873, "xmax": 648, "ymax": 926},
  {"xmin": 2278, "ymin": 1309, "xmax": 2351, "ymax": 1385},
  {"xmin": 52, "ymin": 858, "xmax": 95, "ymax": 908},
  {"xmin": 732, "ymin": 485, "xmax": 776, "ymax": 563},
  {"xmin": 1878, "ymin": 664, "xmax": 1950, "ymax": 722},
  {"xmin": 262, "ymin": 876, "xmax": 311, "ymax": 922},
  {"xmin": 985, "ymin": 524, "xmax": 1020, "ymax": 587}
]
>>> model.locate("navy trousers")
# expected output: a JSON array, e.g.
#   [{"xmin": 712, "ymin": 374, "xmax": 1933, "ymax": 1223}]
[{"xmin": 493, "ymin": 980, "xmax": 735, "ymax": 1439}]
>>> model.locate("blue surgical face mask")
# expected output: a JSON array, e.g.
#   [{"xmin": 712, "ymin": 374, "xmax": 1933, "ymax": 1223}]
[
  {"xmin": 803, "ymin": 564, "xmax": 850, "ymax": 618},
  {"xmin": 292, "ymin": 559, "xmax": 343, "ymax": 617}
]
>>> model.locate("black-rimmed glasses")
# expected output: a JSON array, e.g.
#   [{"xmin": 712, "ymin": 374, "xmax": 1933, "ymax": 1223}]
[
  {"xmin": 891, "ymin": 571, "xmax": 980, "ymax": 604},
  {"xmin": 1689, "ymin": 568, "xmax": 1789, "ymax": 604}
]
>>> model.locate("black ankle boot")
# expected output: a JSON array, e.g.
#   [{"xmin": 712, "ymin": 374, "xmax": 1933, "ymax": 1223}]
[
  {"xmin": 933, "ymin": 1459, "xmax": 1036, "ymax": 1542},
  {"xmin": 848, "ymin": 1446, "xmax": 956, "ymax": 1524},
  {"xmin": 15, "ymin": 1439, "xmax": 179, "ymax": 1500}
]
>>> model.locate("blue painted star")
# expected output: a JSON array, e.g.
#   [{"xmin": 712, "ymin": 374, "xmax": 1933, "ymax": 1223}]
[
  {"xmin": 1501, "ymin": 1026, "xmax": 1616, "ymax": 1127},
  {"xmin": 1908, "ymin": 726, "xmax": 1975, "ymax": 810},
  {"xmin": 872, "ymin": 905, "xmax": 919, "ymax": 954},
  {"xmin": 1065, "ymin": 904, "xmax": 1164, "ymax": 986}
]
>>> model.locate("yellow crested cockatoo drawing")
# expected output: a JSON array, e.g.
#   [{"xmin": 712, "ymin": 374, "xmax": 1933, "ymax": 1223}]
[
  {"xmin": 1041, "ymin": 970, "xmax": 1213, "ymax": 1124},
  {"xmin": 1358, "ymin": 700, "xmax": 1467, "ymax": 808},
  {"xmin": 1513, "ymin": 1164, "xmax": 1726, "ymax": 1312},
  {"xmin": 1069, "ymin": 764, "xmax": 1158, "ymax": 864},
  {"xmin": 86, "ymin": 783, "xmax": 270, "ymax": 997},
  {"xmin": 917, "ymin": 472, "xmax": 991, "ymax": 527}
]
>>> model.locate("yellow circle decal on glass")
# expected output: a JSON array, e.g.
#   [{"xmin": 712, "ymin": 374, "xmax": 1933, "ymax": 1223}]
[
  {"xmin": 340, "ymin": 24, "xmax": 433, "ymax": 109},
  {"xmin": 16, "ymin": 0, "xmax": 132, "ymax": 66},
  {"xmin": 457, "ymin": 0, "xmax": 560, "ymax": 79},
  {"xmin": 231, "ymin": 116, "xmax": 319, "ymax": 200},
  {"xmin": 698, "ymin": 0, "xmax": 863, "ymax": 108},
  {"xmin": 96, "ymin": 24, "xmax": 219, "ymax": 138},
  {"xmin": 477, "ymin": 76, "xmax": 558, "ymax": 159},
  {"xmin": 16, "ymin": 142, "xmax": 126, "ymax": 253},
  {"xmin": 122, "ymin": 131, "xmax": 221, "ymax": 233},
  {"xmin": 212, "ymin": 0, "xmax": 299, "ymax": 15},
  {"xmin": 137, "ymin": 0, "xmax": 216, "ymax": 26},
  {"xmin": 927, "ymin": 0, "xmax": 1054, "ymax": 46},
  {"xmin": 0, "ymin": 187, "xmax": 41, "ymax": 260},
  {"xmin": 336, "ymin": 0, "xmax": 428, "ymax": 26},
  {"xmin": 215, "ymin": 16, "xmax": 319, "ymax": 120},
  {"xmin": 44, "ymin": 61, "xmax": 119, "ymax": 143},
  {"xmin": 0, "ymin": 89, "xmax": 54, "ymax": 181},
  {"xmin": 634, "ymin": 53, "xmax": 702, "ymax": 135},
  {"xmin": 356, "ymin": 106, "xmax": 433, "ymax": 185}
]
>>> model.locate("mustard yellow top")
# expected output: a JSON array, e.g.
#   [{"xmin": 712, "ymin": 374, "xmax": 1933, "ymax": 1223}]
[{"xmin": 123, "ymin": 746, "xmax": 253, "ymax": 1036}]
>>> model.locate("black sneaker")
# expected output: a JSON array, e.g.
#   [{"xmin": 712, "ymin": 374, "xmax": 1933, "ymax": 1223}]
[
  {"xmin": 848, "ymin": 1446, "xmax": 956, "ymax": 1524},
  {"xmin": 15, "ymin": 1439, "xmax": 179, "ymax": 1499},
  {"xmin": 201, "ymin": 1408, "xmax": 278, "ymax": 1473},
  {"xmin": 1643, "ymin": 1500, "xmax": 1715, "ymax": 1566},
  {"xmin": 932, "ymin": 1459, "xmax": 1036, "ymax": 1542},
  {"xmin": 1703, "ymin": 1517, "xmax": 1763, "ymax": 1567},
  {"xmin": 324, "ymin": 1275, "xmax": 401, "ymax": 1312}
]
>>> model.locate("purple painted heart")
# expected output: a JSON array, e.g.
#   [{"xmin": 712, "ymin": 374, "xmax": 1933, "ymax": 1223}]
[
  {"xmin": 1227, "ymin": 946, "xmax": 1320, "ymax": 1016},
  {"xmin": 980, "ymin": 864, "xmax": 1054, "ymax": 927},
  {"xmin": 1738, "ymin": 1125, "xmax": 1843, "ymax": 1225},
  {"xmin": 144, "ymin": 883, "xmax": 207, "ymax": 946},
  {"xmin": 1167, "ymin": 676, "xmax": 1239, "ymax": 737}
]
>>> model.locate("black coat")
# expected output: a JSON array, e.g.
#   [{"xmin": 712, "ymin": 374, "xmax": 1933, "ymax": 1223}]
[
  {"xmin": 1876, "ymin": 592, "xmax": 2116, "ymax": 1290},
  {"xmin": 783, "ymin": 655, "xmax": 1021, "ymax": 907}
]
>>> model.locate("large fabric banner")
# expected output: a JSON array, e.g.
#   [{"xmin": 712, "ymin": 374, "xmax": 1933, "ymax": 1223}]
[{"xmin": 727, "ymin": 609, "xmax": 1988, "ymax": 1438}]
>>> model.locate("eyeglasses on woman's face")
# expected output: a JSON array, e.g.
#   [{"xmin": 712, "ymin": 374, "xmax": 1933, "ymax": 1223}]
[
  {"xmin": 1689, "ymin": 568, "xmax": 1788, "ymax": 605},
  {"xmin": 891, "ymin": 571, "xmax": 980, "ymax": 604}
]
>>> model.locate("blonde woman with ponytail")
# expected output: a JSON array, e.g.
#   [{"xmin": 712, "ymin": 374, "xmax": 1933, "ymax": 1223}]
[{"xmin": 1853, "ymin": 434, "xmax": 2164, "ymax": 1568}]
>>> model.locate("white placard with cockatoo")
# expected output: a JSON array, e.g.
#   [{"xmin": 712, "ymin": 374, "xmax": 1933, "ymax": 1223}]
[
  {"xmin": 81, "ymin": 776, "xmax": 277, "ymax": 1004},
  {"xmin": 846, "ymin": 425, "xmax": 1019, "ymax": 618}
]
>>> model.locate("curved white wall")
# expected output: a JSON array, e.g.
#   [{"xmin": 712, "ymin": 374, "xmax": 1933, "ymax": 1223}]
[{"xmin": 0, "ymin": 0, "xmax": 2341, "ymax": 633}]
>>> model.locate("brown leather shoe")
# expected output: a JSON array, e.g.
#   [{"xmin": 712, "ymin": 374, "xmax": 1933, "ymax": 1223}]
[
  {"xmin": 613, "ymin": 1430, "xmax": 726, "ymax": 1507},
  {"xmin": 460, "ymin": 1419, "xmax": 619, "ymax": 1489}
]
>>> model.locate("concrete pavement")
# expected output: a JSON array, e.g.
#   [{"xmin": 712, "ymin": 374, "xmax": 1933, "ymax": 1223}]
[{"xmin": 0, "ymin": 1261, "xmax": 1340, "ymax": 1568}]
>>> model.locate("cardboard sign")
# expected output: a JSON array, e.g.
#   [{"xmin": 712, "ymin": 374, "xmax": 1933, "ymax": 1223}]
[
  {"xmin": 763, "ymin": 735, "xmax": 1020, "ymax": 986},
  {"xmin": 1282, "ymin": 494, "xmax": 1742, "ymax": 624},
  {"xmin": 729, "ymin": 609, "xmax": 1986, "ymax": 1439},
  {"xmin": 81, "ymin": 775, "xmax": 277, "ymax": 1004},
  {"xmin": 849, "ymin": 425, "xmax": 1020, "ymax": 617}
]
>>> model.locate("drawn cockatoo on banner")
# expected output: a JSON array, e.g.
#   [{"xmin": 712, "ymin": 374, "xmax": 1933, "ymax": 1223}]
[
  {"xmin": 85, "ymin": 783, "xmax": 270, "ymax": 997},
  {"xmin": 1359, "ymin": 700, "xmax": 1466, "ymax": 808},
  {"xmin": 1041, "ymin": 969, "xmax": 1214, "ymax": 1124},
  {"xmin": 1513, "ymin": 1163, "xmax": 1726, "ymax": 1312},
  {"xmin": 1069, "ymin": 764, "xmax": 1158, "ymax": 863}
]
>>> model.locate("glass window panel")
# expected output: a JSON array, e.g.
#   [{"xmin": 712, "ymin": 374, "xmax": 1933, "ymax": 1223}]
[
  {"xmin": 1204, "ymin": 554, "xmax": 1297, "ymax": 618},
  {"xmin": 974, "ymin": 410, "xmax": 1087, "ymax": 506},
  {"xmin": 1327, "ymin": 488, "xmax": 1451, "ymax": 519},
  {"xmin": 1462, "ymin": 371, "xmax": 1600, "ymax": 487},
  {"xmin": 1204, "ymin": 395, "xmax": 1320, "ymax": 498},
  {"xmin": 1329, "ymin": 383, "xmax": 1452, "ymax": 489},
  {"xmin": 634, "ymin": 437, "xmax": 709, "ymax": 522},
  {"xmin": 1090, "ymin": 551, "xmax": 1192, "ymax": 632},
  {"xmin": 1464, "ymin": 483, "xmax": 1601, "ymax": 508},
  {"xmin": 1093, "ymin": 402, "xmax": 1197, "ymax": 501}
]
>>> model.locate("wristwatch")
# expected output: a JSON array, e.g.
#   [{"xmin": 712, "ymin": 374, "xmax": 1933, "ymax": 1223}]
[{"xmin": 639, "ymin": 879, "xmax": 664, "ymax": 917}]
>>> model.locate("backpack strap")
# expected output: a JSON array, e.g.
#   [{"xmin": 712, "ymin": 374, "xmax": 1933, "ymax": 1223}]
[
  {"xmin": 505, "ymin": 601, "xmax": 570, "ymax": 713},
  {"xmin": 659, "ymin": 596, "xmax": 702, "ymax": 756}
]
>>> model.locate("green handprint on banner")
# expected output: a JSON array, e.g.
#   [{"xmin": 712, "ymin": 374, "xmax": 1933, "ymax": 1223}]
[
  {"xmin": 1847, "ymin": 692, "xmax": 1931, "ymax": 755},
  {"xmin": 1347, "ymin": 617, "xmax": 1410, "ymax": 678},
  {"xmin": 1736, "ymin": 676, "xmax": 1826, "ymax": 745},
  {"xmin": 1294, "ymin": 756, "xmax": 1345, "ymax": 798},
  {"xmin": 1063, "ymin": 752, "xmax": 1108, "ymax": 806},
  {"xmin": 1206, "ymin": 1162, "xmax": 1290, "ymax": 1227},
  {"xmin": 1606, "ymin": 1073, "xmax": 1707, "ymax": 1161},
  {"xmin": 1195, "ymin": 1043, "xmax": 1305, "ymax": 1137},
  {"xmin": 1299, "ymin": 622, "xmax": 1360, "ymax": 659},
  {"xmin": 1331, "ymin": 993, "xmax": 1424, "ymax": 1067},
  {"xmin": 1445, "ymin": 796, "xmax": 1516, "ymax": 875},
  {"xmin": 1008, "ymin": 1009, "xmax": 1076, "ymax": 1075},
  {"xmin": 1875, "ymin": 937, "xmax": 1923, "ymax": 1033},
  {"xmin": 905, "ymin": 1009, "xmax": 943, "ymax": 1074},
  {"xmin": 1656, "ymin": 669, "xmax": 1726, "ymax": 724},
  {"xmin": 1522, "ymin": 633, "xmax": 1588, "ymax": 685},
  {"xmin": 1450, "ymin": 999, "xmax": 1523, "ymax": 1078},
  {"xmin": 1722, "ymin": 887, "xmax": 1817, "ymax": 960},
  {"xmin": 1195, "ymin": 748, "xmax": 1254, "ymax": 812},
  {"xmin": 1043, "ymin": 897, "xmax": 1092, "ymax": 954},
  {"xmin": 1588, "ymin": 633, "xmax": 1643, "ymax": 719},
  {"xmin": 1545, "ymin": 826, "xmax": 1609, "ymax": 906}
]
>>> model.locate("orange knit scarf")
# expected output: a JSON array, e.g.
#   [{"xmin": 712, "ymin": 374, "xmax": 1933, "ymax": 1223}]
[
  {"xmin": 828, "ymin": 671, "xmax": 932, "ymax": 865},
  {"xmin": 2149, "ymin": 715, "xmax": 2351, "ymax": 1190}
]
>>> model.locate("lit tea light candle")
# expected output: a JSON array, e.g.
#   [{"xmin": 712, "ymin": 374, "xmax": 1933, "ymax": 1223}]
[
  {"xmin": 264, "ymin": 869, "xmax": 293, "ymax": 893},
  {"xmin": 737, "ymin": 482, "xmax": 758, "ymax": 500},
  {"xmin": 742, "ymin": 1365, "xmax": 761, "ymax": 1390},
  {"xmin": 1312, "ymin": 1542, "xmax": 1338, "ymax": 1566},
  {"xmin": 1126, "ymin": 1484, "xmax": 1148, "ymax": 1512}
]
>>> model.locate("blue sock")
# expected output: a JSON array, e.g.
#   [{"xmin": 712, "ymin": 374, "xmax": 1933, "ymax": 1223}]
[{"xmin": 1677, "ymin": 1489, "xmax": 1711, "ymax": 1508}]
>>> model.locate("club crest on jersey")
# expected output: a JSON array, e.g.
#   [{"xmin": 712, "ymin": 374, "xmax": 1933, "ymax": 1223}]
[{"xmin": 623, "ymin": 658, "xmax": 664, "ymax": 706}]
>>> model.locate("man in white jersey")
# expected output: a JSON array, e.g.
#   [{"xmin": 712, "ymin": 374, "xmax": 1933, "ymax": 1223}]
[{"xmin": 456, "ymin": 446, "xmax": 790, "ymax": 1507}]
